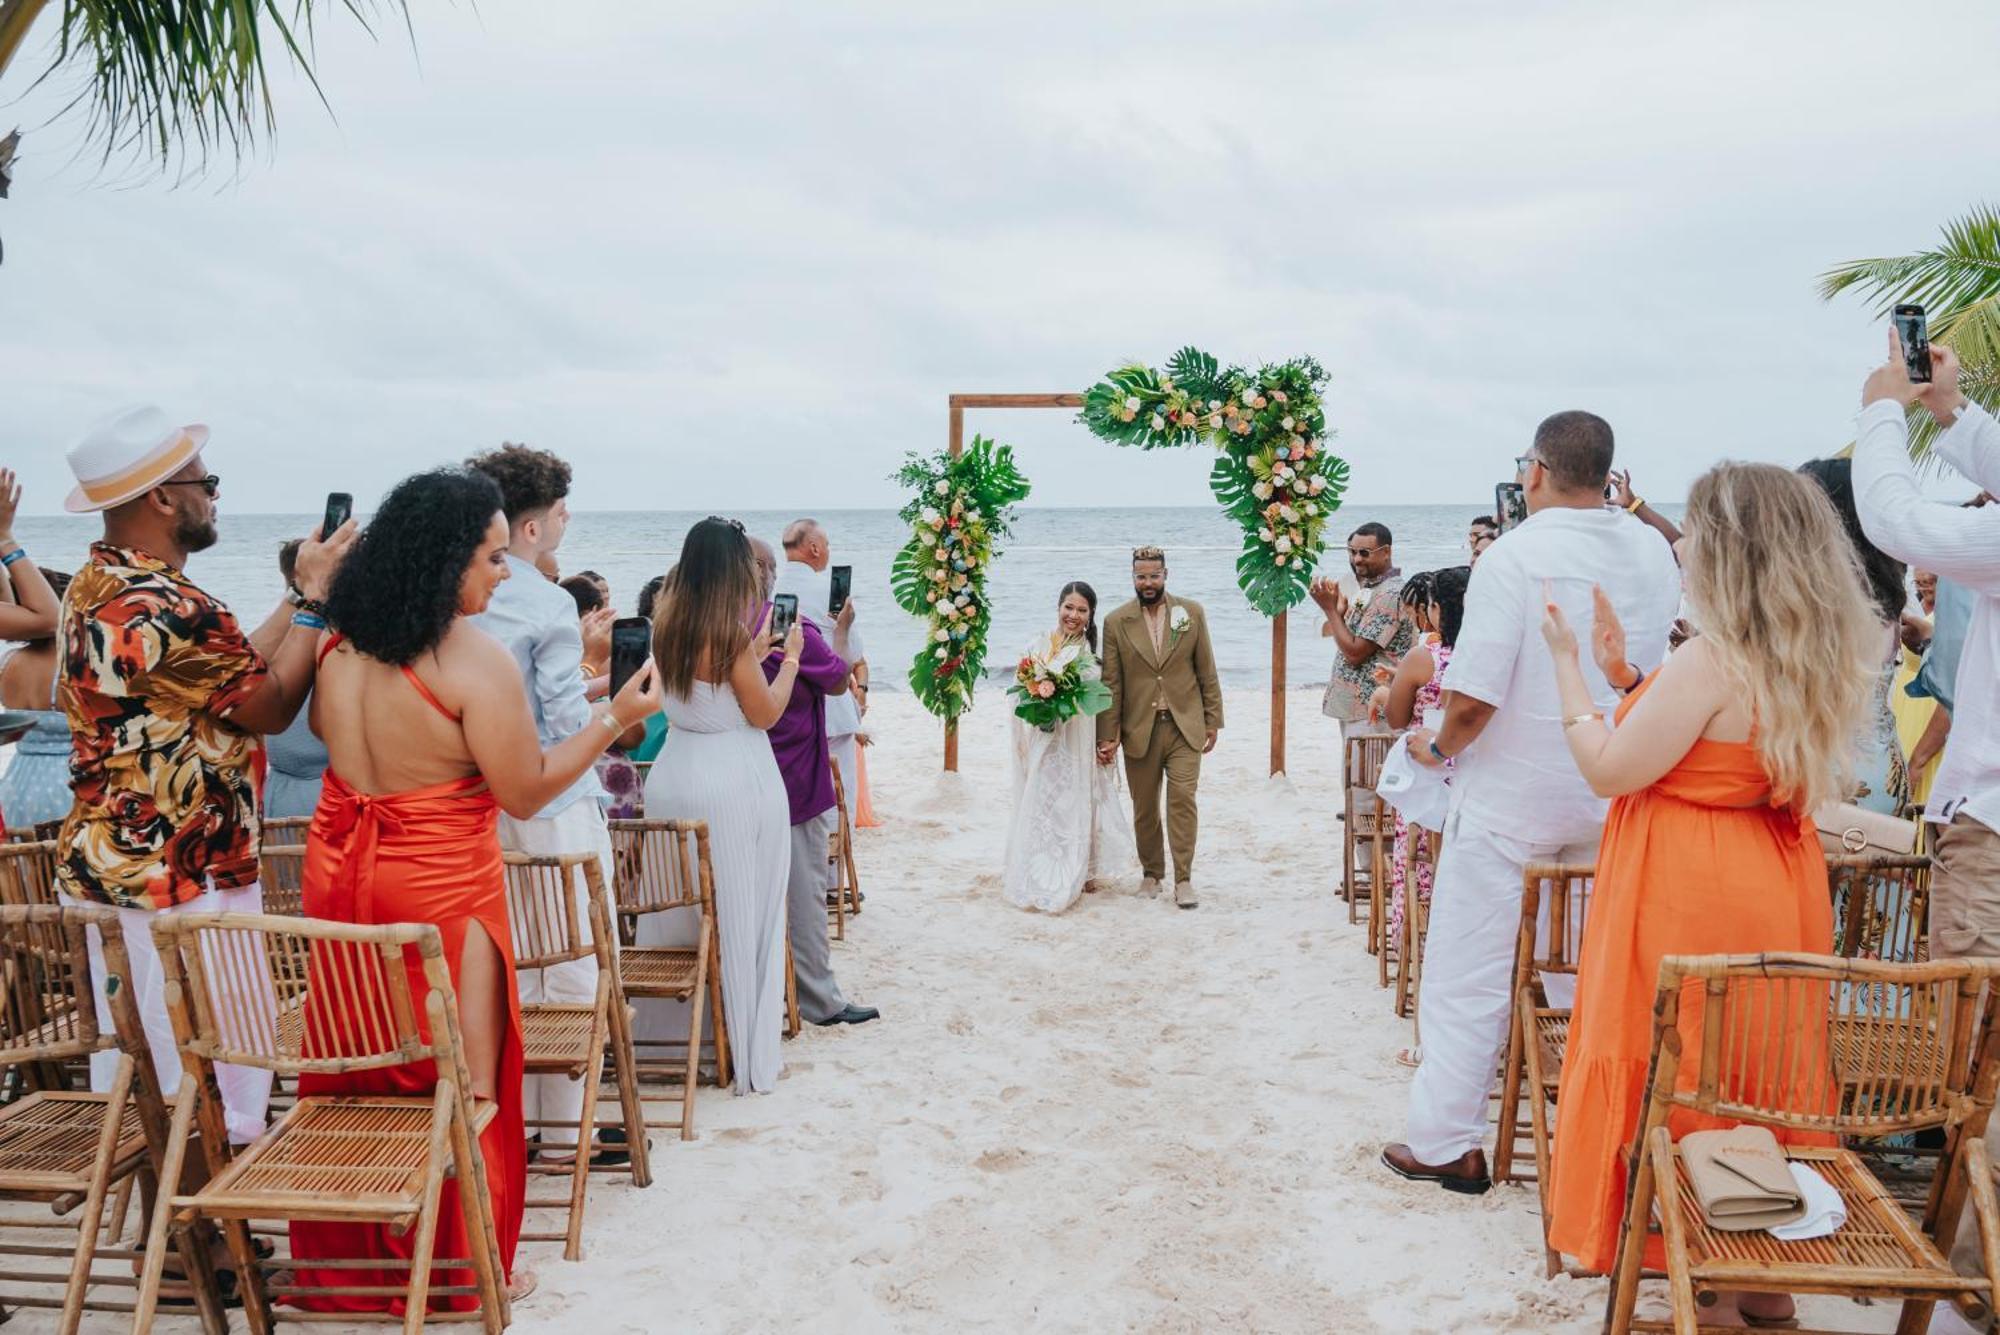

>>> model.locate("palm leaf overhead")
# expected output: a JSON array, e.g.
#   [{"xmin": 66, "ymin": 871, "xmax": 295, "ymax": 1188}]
[
  {"xmin": 1819, "ymin": 204, "xmax": 2000, "ymax": 460},
  {"xmin": 0, "ymin": 0, "xmax": 410, "ymax": 170}
]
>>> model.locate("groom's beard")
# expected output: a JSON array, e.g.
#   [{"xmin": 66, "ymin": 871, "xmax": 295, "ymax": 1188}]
[{"xmin": 1136, "ymin": 588, "xmax": 1164, "ymax": 606}]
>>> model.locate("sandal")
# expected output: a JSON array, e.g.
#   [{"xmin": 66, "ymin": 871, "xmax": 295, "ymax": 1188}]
[
  {"xmin": 509, "ymin": 1268, "xmax": 539, "ymax": 1304},
  {"xmin": 1395, "ymin": 1046, "xmax": 1422, "ymax": 1069}
]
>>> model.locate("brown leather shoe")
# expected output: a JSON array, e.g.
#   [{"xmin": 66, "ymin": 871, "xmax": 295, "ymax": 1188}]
[{"xmin": 1380, "ymin": 1143, "xmax": 1491, "ymax": 1195}]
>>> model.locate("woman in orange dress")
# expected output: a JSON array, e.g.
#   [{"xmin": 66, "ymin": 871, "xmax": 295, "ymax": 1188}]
[
  {"xmin": 1539, "ymin": 463, "xmax": 1883, "ymax": 1321},
  {"xmin": 290, "ymin": 468, "xmax": 658, "ymax": 1315}
]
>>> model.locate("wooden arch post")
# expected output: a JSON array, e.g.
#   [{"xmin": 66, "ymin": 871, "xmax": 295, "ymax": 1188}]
[{"xmin": 943, "ymin": 392, "xmax": 1290, "ymax": 778}]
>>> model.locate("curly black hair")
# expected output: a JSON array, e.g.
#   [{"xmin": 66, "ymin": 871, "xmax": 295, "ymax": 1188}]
[
  {"xmin": 1797, "ymin": 457, "xmax": 1906, "ymax": 625},
  {"xmin": 325, "ymin": 468, "xmax": 506, "ymax": 667},
  {"xmin": 465, "ymin": 442, "xmax": 572, "ymax": 523}
]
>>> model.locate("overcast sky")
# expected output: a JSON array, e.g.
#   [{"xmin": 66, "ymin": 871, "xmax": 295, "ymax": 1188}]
[{"xmin": 2, "ymin": 1, "xmax": 1995, "ymax": 514}]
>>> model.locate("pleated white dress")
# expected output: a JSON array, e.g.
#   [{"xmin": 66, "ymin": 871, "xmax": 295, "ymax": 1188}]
[{"xmin": 641, "ymin": 680, "xmax": 791, "ymax": 1094}]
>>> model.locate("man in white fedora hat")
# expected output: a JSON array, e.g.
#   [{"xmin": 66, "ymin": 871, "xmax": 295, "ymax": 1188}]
[{"xmin": 56, "ymin": 405, "xmax": 355, "ymax": 1145}]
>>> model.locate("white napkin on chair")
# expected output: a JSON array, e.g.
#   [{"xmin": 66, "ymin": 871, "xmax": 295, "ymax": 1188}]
[
  {"xmin": 1767, "ymin": 1162, "xmax": 1846, "ymax": 1241},
  {"xmin": 1375, "ymin": 735, "xmax": 1451, "ymax": 831}
]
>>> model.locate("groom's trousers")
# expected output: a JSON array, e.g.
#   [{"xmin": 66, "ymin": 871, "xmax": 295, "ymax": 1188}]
[
  {"xmin": 1405, "ymin": 809, "xmax": 1597, "ymax": 1165},
  {"xmin": 1126, "ymin": 712, "xmax": 1201, "ymax": 884}
]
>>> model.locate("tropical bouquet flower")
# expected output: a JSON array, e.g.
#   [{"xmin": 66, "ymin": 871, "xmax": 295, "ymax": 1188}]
[
  {"xmin": 1080, "ymin": 346, "xmax": 1348, "ymax": 616},
  {"xmin": 888, "ymin": 436, "xmax": 1032, "ymax": 720},
  {"xmin": 1008, "ymin": 634, "xmax": 1113, "ymax": 730}
]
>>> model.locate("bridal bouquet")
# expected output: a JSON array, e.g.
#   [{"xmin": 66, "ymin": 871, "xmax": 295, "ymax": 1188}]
[{"xmin": 1009, "ymin": 636, "xmax": 1114, "ymax": 730}]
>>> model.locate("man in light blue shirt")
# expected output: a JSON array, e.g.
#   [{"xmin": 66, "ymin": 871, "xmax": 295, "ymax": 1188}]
[{"xmin": 467, "ymin": 443, "xmax": 624, "ymax": 1165}]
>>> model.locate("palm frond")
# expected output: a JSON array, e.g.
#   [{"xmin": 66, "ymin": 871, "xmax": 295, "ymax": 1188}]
[
  {"xmin": 28, "ymin": 1, "xmax": 410, "ymax": 171},
  {"xmin": 1820, "ymin": 203, "xmax": 2000, "ymax": 464}
]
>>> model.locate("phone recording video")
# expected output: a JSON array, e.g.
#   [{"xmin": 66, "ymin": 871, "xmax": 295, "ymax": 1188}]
[
  {"xmin": 322, "ymin": 491, "xmax": 353, "ymax": 539},
  {"xmin": 609, "ymin": 616, "xmax": 651, "ymax": 699},
  {"xmin": 1495, "ymin": 482, "xmax": 1528, "ymax": 533},
  {"xmin": 770, "ymin": 593, "xmax": 800, "ymax": 642},
  {"xmin": 1893, "ymin": 303, "xmax": 1932, "ymax": 384},
  {"xmin": 828, "ymin": 565, "xmax": 853, "ymax": 617}
]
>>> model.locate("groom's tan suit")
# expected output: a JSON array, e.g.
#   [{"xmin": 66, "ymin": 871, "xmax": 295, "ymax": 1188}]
[{"xmin": 1097, "ymin": 595, "xmax": 1223, "ymax": 884}]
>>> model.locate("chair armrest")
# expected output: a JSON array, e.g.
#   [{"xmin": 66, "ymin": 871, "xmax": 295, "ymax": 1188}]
[{"xmin": 1965, "ymin": 1138, "xmax": 2000, "ymax": 1328}]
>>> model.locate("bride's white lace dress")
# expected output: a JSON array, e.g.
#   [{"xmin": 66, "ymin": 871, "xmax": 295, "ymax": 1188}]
[{"xmin": 1001, "ymin": 640, "xmax": 1137, "ymax": 913}]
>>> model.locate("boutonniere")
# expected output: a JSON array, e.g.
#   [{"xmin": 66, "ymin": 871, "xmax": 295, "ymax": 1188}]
[{"xmin": 1169, "ymin": 606, "xmax": 1191, "ymax": 636}]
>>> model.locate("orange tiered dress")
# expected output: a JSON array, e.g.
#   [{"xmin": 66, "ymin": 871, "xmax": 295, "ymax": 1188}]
[
  {"xmin": 287, "ymin": 650, "xmax": 524, "ymax": 1315},
  {"xmin": 1546, "ymin": 680, "xmax": 1834, "ymax": 1275}
]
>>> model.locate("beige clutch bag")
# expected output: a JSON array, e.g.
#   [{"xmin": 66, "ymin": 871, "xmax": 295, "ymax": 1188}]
[
  {"xmin": 1814, "ymin": 801, "xmax": 1918, "ymax": 856},
  {"xmin": 1679, "ymin": 1127, "xmax": 1806, "ymax": 1231}
]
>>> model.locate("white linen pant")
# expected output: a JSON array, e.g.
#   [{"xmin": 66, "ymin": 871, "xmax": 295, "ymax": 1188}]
[
  {"xmin": 830, "ymin": 734, "xmax": 858, "ymax": 813},
  {"xmin": 86, "ymin": 881, "xmax": 275, "ymax": 1146},
  {"xmin": 499, "ymin": 801, "xmax": 615, "ymax": 1150},
  {"xmin": 1405, "ymin": 811, "xmax": 1599, "ymax": 1165},
  {"xmin": 787, "ymin": 810, "xmax": 847, "ymax": 1024}
]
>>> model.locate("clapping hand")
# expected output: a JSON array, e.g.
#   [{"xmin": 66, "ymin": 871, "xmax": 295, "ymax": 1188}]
[
  {"xmin": 1588, "ymin": 584, "xmax": 1633, "ymax": 687},
  {"xmin": 1539, "ymin": 579, "xmax": 1580, "ymax": 658},
  {"xmin": 581, "ymin": 606, "xmax": 616, "ymax": 666},
  {"xmin": 0, "ymin": 469, "xmax": 21, "ymax": 542}
]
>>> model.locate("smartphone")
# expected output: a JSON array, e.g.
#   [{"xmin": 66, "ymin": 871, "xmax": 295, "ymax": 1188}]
[
  {"xmin": 828, "ymin": 564, "xmax": 853, "ymax": 617},
  {"xmin": 1893, "ymin": 303, "xmax": 1932, "ymax": 383},
  {"xmin": 609, "ymin": 616, "xmax": 651, "ymax": 699},
  {"xmin": 321, "ymin": 491, "xmax": 353, "ymax": 539},
  {"xmin": 770, "ymin": 593, "xmax": 800, "ymax": 641},
  {"xmin": 1495, "ymin": 482, "xmax": 1528, "ymax": 533}
]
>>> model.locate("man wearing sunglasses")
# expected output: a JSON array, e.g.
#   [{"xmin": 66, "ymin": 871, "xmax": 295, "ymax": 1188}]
[{"xmin": 56, "ymin": 405, "xmax": 355, "ymax": 1147}]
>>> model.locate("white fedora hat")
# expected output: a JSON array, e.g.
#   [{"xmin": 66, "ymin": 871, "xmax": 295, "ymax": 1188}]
[{"xmin": 64, "ymin": 406, "xmax": 210, "ymax": 514}]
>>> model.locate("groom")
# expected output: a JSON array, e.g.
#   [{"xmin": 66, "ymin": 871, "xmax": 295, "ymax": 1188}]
[{"xmin": 1096, "ymin": 546, "xmax": 1223, "ymax": 909}]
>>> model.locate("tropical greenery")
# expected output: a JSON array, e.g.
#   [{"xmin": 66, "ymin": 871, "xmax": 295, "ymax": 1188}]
[
  {"xmin": 0, "ymin": 0, "xmax": 408, "ymax": 169},
  {"xmin": 889, "ymin": 436, "xmax": 1032, "ymax": 721},
  {"xmin": 1080, "ymin": 347, "xmax": 1348, "ymax": 616},
  {"xmin": 1820, "ymin": 204, "xmax": 2000, "ymax": 460}
]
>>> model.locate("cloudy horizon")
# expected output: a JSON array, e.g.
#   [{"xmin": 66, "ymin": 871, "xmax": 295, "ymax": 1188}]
[{"xmin": 2, "ymin": 1, "xmax": 1994, "ymax": 516}]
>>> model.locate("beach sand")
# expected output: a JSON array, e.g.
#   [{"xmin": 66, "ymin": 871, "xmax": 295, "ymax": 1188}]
[
  {"xmin": 506, "ymin": 686, "xmax": 1891, "ymax": 1334},
  {"xmin": 3, "ymin": 688, "xmax": 1901, "ymax": 1331}
]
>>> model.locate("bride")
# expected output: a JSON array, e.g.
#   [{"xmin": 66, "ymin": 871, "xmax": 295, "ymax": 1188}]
[{"xmin": 1002, "ymin": 582, "xmax": 1136, "ymax": 912}]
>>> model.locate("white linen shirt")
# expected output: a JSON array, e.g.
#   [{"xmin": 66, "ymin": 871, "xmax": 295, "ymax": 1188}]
[
  {"xmin": 1853, "ymin": 397, "xmax": 2000, "ymax": 829},
  {"xmin": 1442, "ymin": 506, "xmax": 1681, "ymax": 843},
  {"xmin": 468, "ymin": 552, "xmax": 605, "ymax": 818}
]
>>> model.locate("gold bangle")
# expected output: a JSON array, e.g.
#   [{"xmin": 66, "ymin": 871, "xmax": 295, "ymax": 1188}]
[
  {"xmin": 1563, "ymin": 712, "xmax": 1603, "ymax": 729},
  {"xmin": 1625, "ymin": 497, "xmax": 1645, "ymax": 514}
]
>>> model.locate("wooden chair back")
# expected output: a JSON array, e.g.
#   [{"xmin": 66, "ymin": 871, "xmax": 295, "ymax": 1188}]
[
  {"xmin": 0, "ymin": 840, "xmax": 62, "ymax": 907},
  {"xmin": 260, "ymin": 816, "xmax": 310, "ymax": 844},
  {"xmin": 1647, "ymin": 954, "xmax": 2000, "ymax": 1142},
  {"xmin": 0, "ymin": 904, "xmax": 116, "ymax": 1067},
  {"xmin": 607, "ymin": 820, "xmax": 713, "ymax": 921},
  {"xmin": 151, "ymin": 913, "xmax": 451, "ymax": 1079},
  {"xmin": 257, "ymin": 843, "xmax": 309, "ymax": 918},
  {"xmin": 1515, "ymin": 862, "xmax": 1595, "ymax": 1002},
  {"xmin": 504, "ymin": 853, "xmax": 601, "ymax": 972},
  {"xmin": 1342, "ymin": 728, "xmax": 1394, "ymax": 792},
  {"xmin": 1828, "ymin": 853, "xmax": 1931, "ymax": 963}
]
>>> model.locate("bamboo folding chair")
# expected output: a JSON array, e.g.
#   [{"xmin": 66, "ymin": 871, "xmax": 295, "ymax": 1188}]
[
  {"xmin": 605, "ymin": 820, "xmax": 726, "ymax": 1136},
  {"xmin": 1828, "ymin": 854, "xmax": 1931, "ymax": 964},
  {"xmin": 0, "ymin": 904, "xmax": 228, "ymax": 1333},
  {"xmin": 257, "ymin": 844, "xmax": 309, "ymax": 920},
  {"xmin": 504, "ymin": 853, "xmax": 650, "ymax": 1262},
  {"xmin": 1340, "ymin": 727, "xmax": 1394, "ymax": 925},
  {"xmin": 135, "ymin": 913, "xmax": 510, "ymax": 1333},
  {"xmin": 1493, "ymin": 862, "xmax": 1595, "ymax": 1221},
  {"xmin": 1390, "ymin": 824, "xmax": 1442, "ymax": 1018},
  {"xmin": 826, "ymin": 759, "xmax": 863, "ymax": 941},
  {"xmin": 1605, "ymin": 953, "xmax": 2000, "ymax": 1335},
  {"xmin": 0, "ymin": 840, "xmax": 61, "ymax": 908},
  {"xmin": 0, "ymin": 844, "xmax": 87, "ymax": 1095}
]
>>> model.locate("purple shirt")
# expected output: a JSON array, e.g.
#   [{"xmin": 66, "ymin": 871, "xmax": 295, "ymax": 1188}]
[{"xmin": 762, "ymin": 611, "xmax": 850, "ymax": 826}]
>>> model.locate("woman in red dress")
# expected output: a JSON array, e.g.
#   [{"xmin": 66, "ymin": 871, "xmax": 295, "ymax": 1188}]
[{"xmin": 291, "ymin": 468, "xmax": 658, "ymax": 1314}]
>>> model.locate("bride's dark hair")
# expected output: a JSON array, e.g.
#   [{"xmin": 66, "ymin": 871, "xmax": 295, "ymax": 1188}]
[{"xmin": 1058, "ymin": 581, "xmax": 1099, "ymax": 650}]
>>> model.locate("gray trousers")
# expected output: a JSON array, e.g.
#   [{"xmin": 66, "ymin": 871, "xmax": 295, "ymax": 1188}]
[{"xmin": 787, "ymin": 810, "xmax": 847, "ymax": 1023}]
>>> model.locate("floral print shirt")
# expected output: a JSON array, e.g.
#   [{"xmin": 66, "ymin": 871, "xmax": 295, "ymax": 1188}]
[
  {"xmin": 56, "ymin": 543, "xmax": 268, "ymax": 910},
  {"xmin": 1320, "ymin": 570, "xmax": 1415, "ymax": 723}
]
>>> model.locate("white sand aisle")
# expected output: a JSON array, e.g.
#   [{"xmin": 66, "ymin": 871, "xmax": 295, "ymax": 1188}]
[{"xmin": 524, "ymin": 686, "xmax": 1623, "ymax": 1334}]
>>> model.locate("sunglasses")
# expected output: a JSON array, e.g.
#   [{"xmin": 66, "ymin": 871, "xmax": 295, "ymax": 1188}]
[{"xmin": 158, "ymin": 475, "xmax": 221, "ymax": 498}]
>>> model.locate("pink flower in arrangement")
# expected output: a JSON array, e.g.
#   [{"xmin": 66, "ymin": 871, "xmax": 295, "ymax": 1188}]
[
  {"xmin": 1288, "ymin": 446, "xmax": 1304, "ymax": 461},
  {"xmin": 1034, "ymin": 680, "xmax": 1056, "ymax": 699}
]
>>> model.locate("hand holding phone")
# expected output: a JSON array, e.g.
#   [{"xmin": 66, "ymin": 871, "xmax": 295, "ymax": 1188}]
[
  {"xmin": 608, "ymin": 616, "xmax": 652, "ymax": 699},
  {"xmin": 321, "ymin": 492, "xmax": 353, "ymax": 541},
  {"xmin": 828, "ymin": 565, "xmax": 853, "ymax": 617},
  {"xmin": 1893, "ymin": 304, "xmax": 1932, "ymax": 384},
  {"xmin": 769, "ymin": 593, "xmax": 800, "ymax": 648},
  {"xmin": 1495, "ymin": 482, "xmax": 1528, "ymax": 532}
]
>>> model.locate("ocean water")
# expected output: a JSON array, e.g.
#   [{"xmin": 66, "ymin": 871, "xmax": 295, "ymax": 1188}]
[{"xmin": 9, "ymin": 504, "xmax": 1592, "ymax": 693}]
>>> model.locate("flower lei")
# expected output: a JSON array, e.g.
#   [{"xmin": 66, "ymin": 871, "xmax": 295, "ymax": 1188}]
[
  {"xmin": 1080, "ymin": 347, "xmax": 1348, "ymax": 616},
  {"xmin": 888, "ymin": 436, "xmax": 1032, "ymax": 720}
]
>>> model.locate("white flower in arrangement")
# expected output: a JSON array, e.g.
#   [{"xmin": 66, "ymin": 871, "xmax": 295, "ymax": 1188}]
[
  {"xmin": 936, "ymin": 648, "xmax": 948, "ymax": 660},
  {"xmin": 1279, "ymin": 504, "xmax": 1297, "ymax": 522},
  {"xmin": 1292, "ymin": 479, "xmax": 1308, "ymax": 495},
  {"xmin": 941, "ymin": 603, "xmax": 958, "ymax": 619},
  {"xmin": 1208, "ymin": 399, "xmax": 1221, "ymax": 411},
  {"xmin": 1123, "ymin": 395, "xmax": 1141, "ymax": 413},
  {"xmin": 967, "ymin": 508, "xmax": 981, "ymax": 521},
  {"xmin": 1151, "ymin": 413, "xmax": 1167, "ymax": 430},
  {"xmin": 934, "ymin": 547, "xmax": 948, "ymax": 560},
  {"xmin": 920, "ymin": 507, "xmax": 940, "ymax": 527},
  {"xmin": 1251, "ymin": 481, "xmax": 1273, "ymax": 501},
  {"xmin": 1050, "ymin": 642, "xmax": 1082, "ymax": 673},
  {"xmin": 1258, "ymin": 526, "xmax": 1275, "ymax": 542},
  {"xmin": 934, "ymin": 480, "xmax": 950, "ymax": 497},
  {"xmin": 1304, "ymin": 501, "xmax": 1319, "ymax": 516},
  {"xmin": 934, "ymin": 629, "xmax": 950, "ymax": 643},
  {"xmin": 1308, "ymin": 475, "xmax": 1327, "ymax": 494},
  {"xmin": 1281, "ymin": 416, "xmax": 1295, "ymax": 431},
  {"xmin": 1275, "ymin": 535, "xmax": 1294, "ymax": 554},
  {"xmin": 1207, "ymin": 413, "xmax": 1222, "ymax": 429},
  {"xmin": 1169, "ymin": 606, "xmax": 1190, "ymax": 633},
  {"xmin": 931, "ymin": 569, "xmax": 948, "ymax": 583}
]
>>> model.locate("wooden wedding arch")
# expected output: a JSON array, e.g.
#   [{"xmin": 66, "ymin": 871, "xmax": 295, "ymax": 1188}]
[{"xmin": 943, "ymin": 392, "xmax": 1295, "ymax": 778}]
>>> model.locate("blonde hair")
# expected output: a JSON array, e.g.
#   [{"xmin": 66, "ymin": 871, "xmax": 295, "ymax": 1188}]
[{"xmin": 1680, "ymin": 462, "xmax": 1883, "ymax": 812}]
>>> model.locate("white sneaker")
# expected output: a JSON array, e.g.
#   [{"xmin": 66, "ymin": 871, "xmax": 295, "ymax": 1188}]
[
  {"xmin": 1140, "ymin": 877, "xmax": 1162, "ymax": 898},
  {"xmin": 1175, "ymin": 880, "xmax": 1198, "ymax": 910}
]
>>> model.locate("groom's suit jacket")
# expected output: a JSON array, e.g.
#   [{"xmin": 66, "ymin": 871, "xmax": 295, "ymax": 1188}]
[{"xmin": 1095, "ymin": 595, "xmax": 1224, "ymax": 761}]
